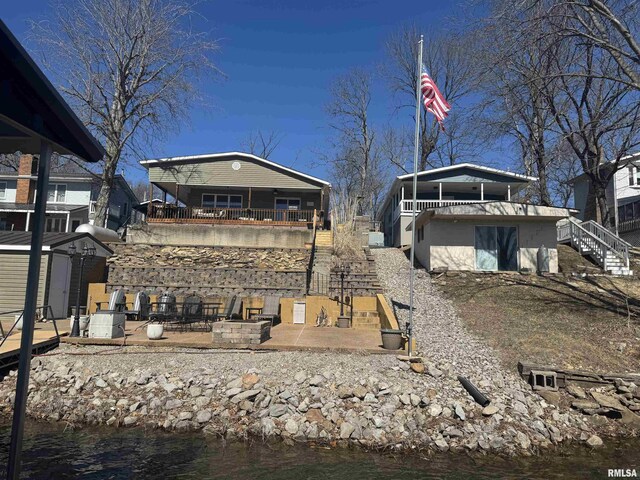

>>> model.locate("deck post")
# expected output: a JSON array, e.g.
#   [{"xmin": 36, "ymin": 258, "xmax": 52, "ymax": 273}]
[
  {"xmin": 7, "ymin": 140, "xmax": 52, "ymax": 480},
  {"xmin": 438, "ymin": 182, "xmax": 442, "ymax": 206},
  {"xmin": 507, "ymin": 184, "xmax": 511, "ymax": 201},
  {"xmin": 248, "ymin": 187, "xmax": 252, "ymax": 209},
  {"xmin": 175, "ymin": 183, "xmax": 180, "ymax": 206},
  {"xmin": 481, "ymin": 183, "xmax": 484, "ymax": 201},
  {"xmin": 25, "ymin": 211, "xmax": 30, "ymax": 231}
]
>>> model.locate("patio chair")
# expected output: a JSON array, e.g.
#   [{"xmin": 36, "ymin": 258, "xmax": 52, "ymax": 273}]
[
  {"xmin": 247, "ymin": 295, "xmax": 281, "ymax": 327},
  {"xmin": 181, "ymin": 294, "xmax": 204, "ymax": 330},
  {"xmin": 96, "ymin": 289, "xmax": 126, "ymax": 312},
  {"xmin": 215, "ymin": 295, "xmax": 242, "ymax": 321},
  {"xmin": 125, "ymin": 290, "xmax": 150, "ymax": 321}
]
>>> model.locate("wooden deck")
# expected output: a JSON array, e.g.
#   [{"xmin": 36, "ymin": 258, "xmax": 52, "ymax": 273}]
[
  {"xmin": 0, "ymin": 321, "xmax": 68, "ymax": 370},
  {"xmin": 59, "ymin": 320, "xmax": 396, "ymax": 354}
]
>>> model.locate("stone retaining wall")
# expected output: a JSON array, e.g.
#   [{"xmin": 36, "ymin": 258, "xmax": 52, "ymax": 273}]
[
  {"xmin": 211, "ymin": 320, "xmax": 271, "ymax": 346},
  {"xmin": 107, "ymin": 266, "xmax": 306, "ymax": 297}
]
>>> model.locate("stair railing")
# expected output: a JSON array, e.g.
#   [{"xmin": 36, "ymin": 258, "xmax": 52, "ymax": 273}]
[
  {"xmin": 566, "ymin": 217, "xmax": 628, "ymax": 270},
  {"xmin": 581, "ymin": 220, "xmax": 630, "ymax": 269}
]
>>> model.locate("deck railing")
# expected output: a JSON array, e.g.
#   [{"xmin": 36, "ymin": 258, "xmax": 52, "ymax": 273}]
[
  {"xmin": 396, "ymin": 199, "xmax": 488, "ymax": 218},
  {"xmin": 147, "ymin": 205, "xmax": 317, "ymax": 226}
]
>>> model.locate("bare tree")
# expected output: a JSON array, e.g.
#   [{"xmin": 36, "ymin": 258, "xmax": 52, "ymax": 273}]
[
  {"xmin": 241, "ymin": 130, "xmax": 283, "ymax": 159},
  {"xmin": 530, "ymin": 0, "xmax": 640, "ymax": 90},
  {"xmin": 30, "ymin": 0, "xmax": 220, "ymax": 227},
  {"xmin": 384, "ymin": 25, "xmax": 478, "ymax": 170},
  {"xmin": 325, "ymin": 68, "xmax": 381, "ymax": 216}
]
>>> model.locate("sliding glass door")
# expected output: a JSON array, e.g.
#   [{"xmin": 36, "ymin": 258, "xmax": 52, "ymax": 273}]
[{"xmin": 475, "ymin": 226, "xmax": 518, "ymax": 271}]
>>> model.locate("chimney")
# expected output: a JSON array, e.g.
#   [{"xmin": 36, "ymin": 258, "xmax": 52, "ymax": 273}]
[{"xmin": 15, "ymin": 154, "xmax": 36, "ymax": 204}]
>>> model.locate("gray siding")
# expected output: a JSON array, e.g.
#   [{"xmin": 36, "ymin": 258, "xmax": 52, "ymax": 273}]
[
  {"xmin": 185, "ymin": 187, "xmax": 322, "ymax": 210},
  {"xmin": 0, "ymin": 252, "xmax": 49, "ymax": 321},
  {"xmin": 149, "ymin": 156, "xmax": 323, "ymax": 190}
]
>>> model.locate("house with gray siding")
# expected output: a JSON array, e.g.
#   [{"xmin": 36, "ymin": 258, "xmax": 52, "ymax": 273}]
[
  {"xmin": 571, "ymin": 152, "xmax": 640, "ymax": 244},
  {"xmin": 377, "ymin": 163, "xmax": 572, "ymax": 273},
  {"xmin": 140, "ymin": 152, "xmax": 331, "ymax": 229},
  {"xmin": 0, "ymin": 154, "xmax": 140, "ymax": 233},
  {"xmin": 377, "ymin": 164, "xmax": 536, "ymax": 247}
]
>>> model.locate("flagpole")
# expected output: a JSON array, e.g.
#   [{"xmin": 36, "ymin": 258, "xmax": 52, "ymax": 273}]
[{"xmin": 408, "ymin": 35, "xmax": 423, "ymax": 358}]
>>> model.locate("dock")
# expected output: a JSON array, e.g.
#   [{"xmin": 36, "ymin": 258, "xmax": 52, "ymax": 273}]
[{"xmin": 0, "ymin": 322, "xmax": 67, "ymax": 370}]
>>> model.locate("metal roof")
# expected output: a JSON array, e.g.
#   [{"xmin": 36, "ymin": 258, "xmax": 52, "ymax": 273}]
[
  {"xmin": 0, "ymin": 231, "xmax": 113, "ymax": 254},
  {"xmin": 0, "ymin": 20, "xmax": 105, "ymax": 161}
]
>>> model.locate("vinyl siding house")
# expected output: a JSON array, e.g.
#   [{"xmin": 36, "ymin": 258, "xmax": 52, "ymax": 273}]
[
  {"xmin": 140, "ymin": 152, "xmax": 331, "ymax": 228},
  {"xmin": 378, "ymin": 164, "xmax": 536, "ymax": 247},
  {"xmin": 0, "ymin": 154, "xmax": 141, "ymax": 233},
  {"xmin": 571, "ymin": 152, "xmax": 640, "ymax": 245},
  {"xmin": 377, "ymin": 164, "xmax": 572, "ymax": 273}
]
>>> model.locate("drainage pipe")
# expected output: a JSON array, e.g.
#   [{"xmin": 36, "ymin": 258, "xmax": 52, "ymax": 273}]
[{"xmin": 458, "ymin": 376, "xmax": 491, "ymax": 407}]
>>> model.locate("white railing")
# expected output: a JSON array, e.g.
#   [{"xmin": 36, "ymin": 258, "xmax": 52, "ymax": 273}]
[
  {"xmin": 559, "ymin": 217, "xmax": 629, "ymax": 271},
  {"xmin": 399, "ymin": 199, "xmax": 487, "ymax": 214}
]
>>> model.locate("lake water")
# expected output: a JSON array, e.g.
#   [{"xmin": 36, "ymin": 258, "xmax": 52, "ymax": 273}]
[{"xmin": 0, "ymin": 421, "xmax": 639, "ymax": 479}]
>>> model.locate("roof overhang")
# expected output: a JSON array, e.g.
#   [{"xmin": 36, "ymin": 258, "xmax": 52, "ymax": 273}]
[
  {"xmin": 0, "ymin": 20, "xmax": 104, "ymax": 161},
  {"xmin": 140, "ymin": 151, "xmax": 332, "ymax": 188},
  {"xmin": 0, "ymin": 232, "xmax": 112, "ymax": 256},
  {"xmin": 407, "ymin": 201, "xmax": 574, "ymax": 231}
]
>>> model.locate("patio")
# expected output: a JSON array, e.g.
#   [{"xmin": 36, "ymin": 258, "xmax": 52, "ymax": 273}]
[{"xmin": 56, "ymin": 320, "xmax": 394, "ymax": 354}]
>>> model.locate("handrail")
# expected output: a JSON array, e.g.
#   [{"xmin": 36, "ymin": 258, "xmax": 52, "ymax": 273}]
[
  {"xmin": 565, "ymin": 217, "xmax": 629, "ymax": 270},
  {"xmin": 582, "ymin": 220, "xmax": 632, "ymax": 248},
  {"xmin": 0, "ymin": 305, "xmax": 59, "ymax": 349}
]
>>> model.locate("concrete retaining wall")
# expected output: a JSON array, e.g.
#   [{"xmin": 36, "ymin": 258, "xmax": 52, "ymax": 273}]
[{"xmin": 127, "ymin": 223, "xmax": 313, "ymax": 248}]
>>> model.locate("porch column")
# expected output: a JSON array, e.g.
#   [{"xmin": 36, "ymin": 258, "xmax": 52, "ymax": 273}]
[
  {"xmin": 175, "ymin": 184, "xmax": 180, "ymax": 206},
  {"xmin": 25, "ymin": 211, "xmax": 30, "ymax": 231},
  {"xmin": 481, "ymin": 183, "xmax": 484, "ymax": 201},
  {"xmin": 248, "ymin": 187, "xmax": 252, "ymax": 209},
  {"xmin": 65, "ymin": 212, "xmax": 71, "ymax": 232},
  {"xmin": 401, "ymin": 185, "xmax": 405, "ymax": 212},
  {"xmin": 147, "ymin": 182, "xmax": 153, "ymax": 216},
  {"xmin": 507, "ymin": 184, "xmax": 511, "ymax": 201},
  {"xmin": 438, "ymin": 182, "xmax": 442, "ymax": 206}
]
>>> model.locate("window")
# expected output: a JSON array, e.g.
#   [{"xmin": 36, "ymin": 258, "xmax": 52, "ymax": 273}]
[
  {"xmin": 275, "ymin": 198, "xmax": 301, "ymax": 210},
  {"xmin": 202, "ymin": 193, "xmax": 242, "ymax": 208},
  {"xmin": 71, "ymin": 220, "xmax": 81, "ymax": 232},
  {"xmin": 0, "ymin": 182, "xmax": 6, "ymax": 200},
  {"xmin": 47, "ymin": 184, "xmax": 67, "ymax": 203},
  {"xmin": 45, "ymin": 217, "xmax": 65, "ymax": 232}
]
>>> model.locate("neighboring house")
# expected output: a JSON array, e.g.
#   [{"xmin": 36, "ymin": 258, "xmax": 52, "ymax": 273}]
[
  {"xmin": 377, "ymin": 164, "xmax": 536, "ymax": 247},
  {"xmin": 0, "ymin": 154, "xmax": 140, "ymax": 233},
  {"xmin": 571, "ymin": 152, "xmax": 640, "ymax": 243},
  {"xmin": 377, "ymin": 163, "xmax": 572, "ymax": 273},
  {"xmin": 0, "ymin": 231, "xmax": 112, "ymax": 320},
  {"xmin": 139, "ymin": 151, "xmax": 331, "ymax": 228}
]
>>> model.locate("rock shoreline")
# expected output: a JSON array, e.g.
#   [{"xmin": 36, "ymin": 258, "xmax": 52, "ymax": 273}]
[{"xmin": 0, "ymin": 346, "xmax": 634, "ymax": 456}]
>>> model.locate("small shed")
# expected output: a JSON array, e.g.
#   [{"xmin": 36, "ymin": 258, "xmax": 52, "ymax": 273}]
[{"xmin": 0, "ymin": 232, "xmax": 112, "ymax": 320}]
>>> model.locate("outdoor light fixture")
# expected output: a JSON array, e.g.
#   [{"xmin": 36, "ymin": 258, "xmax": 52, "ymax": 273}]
[{"xmin": 68, "ymin": 242, "xmax": 96, "ymax": 337}]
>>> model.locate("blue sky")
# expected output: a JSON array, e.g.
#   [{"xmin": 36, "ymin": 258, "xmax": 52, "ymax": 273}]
[{"xmin": 3, "ymin": 0, "xmax": 482, "ymax": 185}]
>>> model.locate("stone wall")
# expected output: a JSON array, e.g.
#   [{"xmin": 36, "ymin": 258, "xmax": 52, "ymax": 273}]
[
  {"xmin": 107, "ymin": 266, "xmax": 306, "ymax": 297},
  {"xmin": 106, "ymin": 243, "xmax": 310, "ymax": 298}
]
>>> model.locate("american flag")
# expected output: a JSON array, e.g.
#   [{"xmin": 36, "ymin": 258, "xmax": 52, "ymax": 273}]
[{"xmin": 420, "ymin": 63, "xmax": 450, "ymax": 130}]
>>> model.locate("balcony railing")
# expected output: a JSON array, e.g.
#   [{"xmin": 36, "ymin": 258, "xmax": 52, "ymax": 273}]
[
  {"xmin": 147, "ymin": 205, "xmax": 317, "ymax": 226},
  {"xmin": 398, "ymin": 199, "xmax": 487, "ymax": 215}
]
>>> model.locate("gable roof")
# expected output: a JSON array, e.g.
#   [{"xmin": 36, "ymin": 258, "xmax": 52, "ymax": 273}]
[
  {"xmin": 140, "ymin": 151, "xmax": 331, "ymax": 188},
  {"xmin": 377, "ymin": 163, "xmax": 537, "ymax": 220},
  {"xmin": 0, "ymin": 231, "xmax": 113, "ymax": 256},
  {"xmin": 396, "ymin": 163, "xmax": 537, "ymax": 182}
]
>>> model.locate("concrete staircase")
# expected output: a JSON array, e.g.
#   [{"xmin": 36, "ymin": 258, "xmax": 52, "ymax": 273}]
[
  {"xmin": 308, "ymin": 230, "xmax": 334, "ymax": 295},
  {"xmin": 329, "ymin": 248, "xmax": 384, "ymax": 296},
  {"xmin": 558, "ymin": 218, "xmax": 633, "ymax": 276},
  {"xmin": 350, "ymin": 310, "xmax": 381, "ymax": 330}
]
